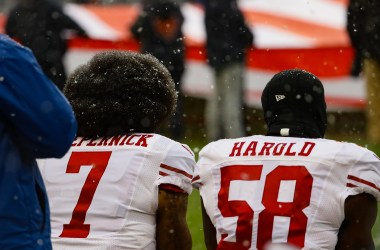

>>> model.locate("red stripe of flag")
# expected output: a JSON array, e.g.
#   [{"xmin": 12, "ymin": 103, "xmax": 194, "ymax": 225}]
[
  {"xmin": 347, "ymin": 175, "xmax": 380, "ymax": 192},
  {"xmin": 160, "ymin": 164, "xmax": 193, "ymax": 179},
  {"xmin": 68, "ymin": 38, "xmax": 354, "ymax": 78}
]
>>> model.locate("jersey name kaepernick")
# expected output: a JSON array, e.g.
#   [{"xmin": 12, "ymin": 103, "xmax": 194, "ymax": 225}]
[
  {"xmin": 39, "ymin": 134, "xmax": 195, "ymax": 250},
  {"xmin": 193, "ymin": 135, "xmax": 380, "ymax": 250}
]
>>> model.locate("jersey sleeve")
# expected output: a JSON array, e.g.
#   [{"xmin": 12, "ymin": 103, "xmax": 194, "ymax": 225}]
[
  {"xmin": 192, "ymin": 142, "xmax": 215, "ymax": 189},
  {"xmin": 0, "ymin": 35, "xmax": 77, "ymax": 158},
  {"xmin": 155, "ymin": 142, "xmax": 196, "ymax": 194},
  {"xmin": 345, "ymin": 148, "xmax": 380, "ymax": 201}
]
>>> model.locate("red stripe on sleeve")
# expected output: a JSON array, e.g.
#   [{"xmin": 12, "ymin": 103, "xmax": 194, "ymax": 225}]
[
  {"xmin": 346, "ymin": 183, "xmax": 358, "ymax": 188},
  {"xmin": 192, "ymin": 175, "xmax": 200, "ymax": 182},
  {"xmin": 159, "ymin": 171, "xmax": 169, "ymax": 177},
  {"xmin": 160, "ymin": 163, "xmax": 193, "ymax": 179},
  {"xmin": 347, "ymin": 175, "xmax": 380, "ymax": 192},
  {"xmin": 181, "ymin": 145, "xmax": 194, "ymax": 156},
  {"xmin": 159, "ymin": 184, "xmax": 186, "ymax": 194}
]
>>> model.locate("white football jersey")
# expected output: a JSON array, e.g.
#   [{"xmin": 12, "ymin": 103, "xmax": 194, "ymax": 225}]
[
  {"xmin": 193, "ymin": 135, "xmax": 380, "ymax": 250},
  {"xmin": 39, "ymin": 134, "xmax": 195, "ymax": 250}
]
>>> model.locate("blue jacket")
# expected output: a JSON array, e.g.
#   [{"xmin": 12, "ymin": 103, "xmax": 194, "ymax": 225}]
[{"xmin": 0, "ymin": 35, "xmax": 77, "ymax": 249}]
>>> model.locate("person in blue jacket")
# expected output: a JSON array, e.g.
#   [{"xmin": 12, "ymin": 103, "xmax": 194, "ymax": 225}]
[{"xmin": 0, "ymin": 34, "xmax": 77, "ymax": 250}]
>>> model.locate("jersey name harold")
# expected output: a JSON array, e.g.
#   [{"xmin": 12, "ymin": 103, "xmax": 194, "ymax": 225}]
[
  {"xmin": 229, "ymin": 140, "xmax": 315, "ymax": 157},
  {"xmin": 71, "ymin": 134, "xmax": 153, "ymax": 148}
]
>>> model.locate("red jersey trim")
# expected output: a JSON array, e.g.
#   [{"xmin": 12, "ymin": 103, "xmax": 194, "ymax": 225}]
[
  {"xmin": 159, "ymin": 184, "xmax": 186, "ymax": 194},
  {"xmin": 191, "ymin": 175, "xmax": 203, "ymax": 187},
  {"xmin": 181, "ymin": 144, "xmax": 194, "ymax": 156},
  {"xmin": 159, "ymin": 171, "xmax": 169, "ymax": 177},
  {"xmin": 346, "ymin": 183, "xmax": 357, "ymax": 188},
  {"xmin": 160, "ymin": 163, "xmax": 193, "ymax": 179},
  {"xmin": 347, "ymin": 175, "xmax": 380, "ymax": 192},
  {"xmin": 192, "ymin": 175, "xmax": 200, "ymax": 182}
]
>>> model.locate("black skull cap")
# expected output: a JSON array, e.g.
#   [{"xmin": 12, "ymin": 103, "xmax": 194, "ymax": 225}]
[{"xmin": 261, "ymin": 69, "xmax": 327, "ymax": 136}]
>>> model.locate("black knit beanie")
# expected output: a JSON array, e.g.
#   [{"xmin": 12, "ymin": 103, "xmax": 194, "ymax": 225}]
[{"xmin": 261, "ymin": 69, "xmax": 327, "ymax": 138}]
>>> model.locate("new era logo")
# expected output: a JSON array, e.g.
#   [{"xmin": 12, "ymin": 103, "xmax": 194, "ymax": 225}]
[{"xmin": 275, "ymin": 95, "xmax": 285, "ymax": 102}]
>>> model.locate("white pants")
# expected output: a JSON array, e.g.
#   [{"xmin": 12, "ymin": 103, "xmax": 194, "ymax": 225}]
[{"xmin": 205, "ymin": 62, "xmax": 245, "ymax": 141}]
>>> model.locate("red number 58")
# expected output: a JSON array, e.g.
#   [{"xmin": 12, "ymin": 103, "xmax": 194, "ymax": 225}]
[{"xmin": 218, "ymin": 165, "xmax": 313, "ymax": 250}]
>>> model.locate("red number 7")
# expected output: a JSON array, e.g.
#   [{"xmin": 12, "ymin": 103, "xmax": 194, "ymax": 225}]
[{"xmin": 59, "ymin": 151, "xmax": 112, "ymax": 238}]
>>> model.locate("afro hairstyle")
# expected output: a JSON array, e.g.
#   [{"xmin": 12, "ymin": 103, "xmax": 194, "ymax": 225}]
[{"xmin": 64, "ymin": 50, "xmax": 177, "ymax": 138}]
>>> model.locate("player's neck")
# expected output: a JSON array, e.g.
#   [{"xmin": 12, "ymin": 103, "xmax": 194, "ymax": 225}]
[{"xmin": 267, "ymin": 122, "xmax": 323, "ymax": 139}]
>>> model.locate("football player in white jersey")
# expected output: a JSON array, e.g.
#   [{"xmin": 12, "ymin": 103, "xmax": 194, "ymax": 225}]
[
  {"xmin": 38, "ymin": 51, "xmax": 195, "ymax": 249},
  {"xmin": 193, "ymin": 69, "xmax": 380, "ymax": 250}
]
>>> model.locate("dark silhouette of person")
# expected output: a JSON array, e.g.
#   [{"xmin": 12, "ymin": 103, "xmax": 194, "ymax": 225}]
[
  {"xmin": 5, "ymin": 0, "xmax": 88, "ymax": 90},
  {"xmin": 203, "ymin": 0, "xmax": 253, "ymax": 141},
  {"xmin": 347, "ymin": 0, "xmax": 380, "ymax": 145},
  {"xmin": 130, "ymin": 0, "xmax": 186, "ymax": 140}
]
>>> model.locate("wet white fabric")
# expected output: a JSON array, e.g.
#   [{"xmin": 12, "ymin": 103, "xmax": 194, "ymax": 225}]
[
  {"xmin": 39, "ymin": 134, "xmax": 195, "ymax": 249},
  {"xmin": 194, "ymin": 135, "xmax": 380, "ymax": 249}
]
